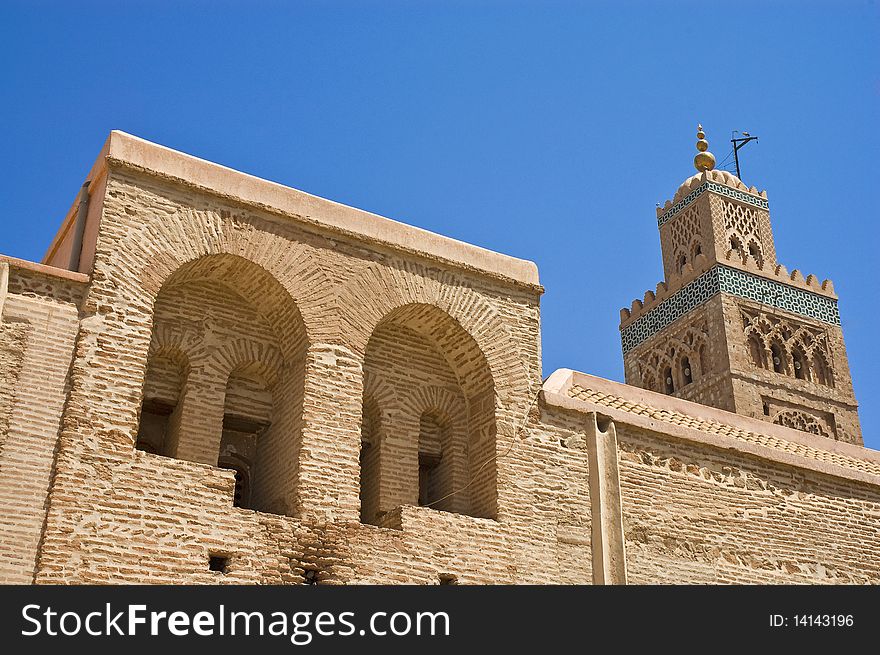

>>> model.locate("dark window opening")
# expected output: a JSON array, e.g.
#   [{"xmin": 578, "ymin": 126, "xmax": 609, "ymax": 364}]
[
  {"xmin": 217, "ymin": 414, "xmax": 266, "ymax": 510},
  {"xmin": 303, "ymin": 569, "xmax": 319, "ymax": 585},
  {"xmin": 792, "ymin": 350, "xmax": 807, "ymax": 380},
  {"xmin": 748, "ymin": 336, "xmax": 767, "ymax": 370},
  {"xmin": 208, "ymin": 554, "xmax": 229, "ymax": 573},
  {"xmin": 681, "ymin": 357, "xmax": 693, "ymax": 385},
  {"xmin": 135, "ymin": 399, "xmax": 175, "ymax": 455},
  {"xmin": 417, "ymin": 412, "xmax": 447, "ymax": 509},
  {"xmin": 763, "ymin": 402, "xmax": 770, "ymax": 416},
  {"xmin": 418, "ymin": 452, "xmax": 443, "ymax": 507},
  {"xmin": 439, "ymin": 573, "xmax": 459, "ymax": 585},
  {"xmin": 218, "ymin": 462, "xmax": 249, "ymax": 508},
  {"xmin": 771, "ymin": 343, "xmax": 785, "ymax": 374},
  {"xmin": 748, "ymin": 242, "xmax": 762, "ymax": 265},
  {"xmin": 663, "ymin": 367, "xmax": 675, "ymax": 394}
]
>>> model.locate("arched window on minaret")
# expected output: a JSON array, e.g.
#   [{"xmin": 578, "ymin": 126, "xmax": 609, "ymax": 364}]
[
  {"xmin": 811, "ymin": 352, "xmax": 833, "ymax": 387},
  {"xmin": 747, "ymin": 335, "xmax": 767, "ymax": 370},
  {"xmin": 747, "ymin": 240, "xmax": 764, "ymax": 268},
  {"xmin": 677, "ymin": 253, "xmax": 687, "ymax": 274},
  {"xmin": 770, "ymin": 341, "xmax": 787, "ymax": 375},
  {"xmin": 681, "ymin": 356, "xmax": 693, "ymax": 386},
  {"xmin": 663, "ymin": 366, "xmax": 675, "ymax": 394},
  {"xmin": 729, "ymin": 235, "xmax": 743, "ymax": 256},
  {"xmin": 791, "ymin": 347, "xmax": 808, "ymax": 381}
]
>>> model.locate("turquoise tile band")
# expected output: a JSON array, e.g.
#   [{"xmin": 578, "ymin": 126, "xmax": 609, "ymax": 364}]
[{"xmin": 620, "ymin": 264, "xmax": 839, "ymax": 353}]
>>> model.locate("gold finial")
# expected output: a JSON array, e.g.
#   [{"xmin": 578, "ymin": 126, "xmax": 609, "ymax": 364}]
[{"xmin": 694, "ymin": 123, "xmax": 716, "ymax": 172}]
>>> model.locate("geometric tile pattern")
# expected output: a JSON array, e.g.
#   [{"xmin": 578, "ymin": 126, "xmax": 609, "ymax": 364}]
[
  {"xmin": 658, "ymin": 181, "xmax": 769, "ymax": 227},
  {"xmin": 717, "ymin": 266, "xmax": 839, "ymax": 325},
  {"xmin": 620, "ymin": 264, "xmax": 840, "ymax": 353}
]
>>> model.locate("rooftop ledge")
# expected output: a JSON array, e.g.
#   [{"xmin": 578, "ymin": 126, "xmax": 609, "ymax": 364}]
[
  {"xmin": 543, "ymin": 368, "xmax": 880, "ymax": 487},
  {"xmin": 73, "ymin": 130, "xmax": 541, "ymax": 289}
]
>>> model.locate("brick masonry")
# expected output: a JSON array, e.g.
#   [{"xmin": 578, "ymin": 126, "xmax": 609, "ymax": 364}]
[{"xmin": 0, "ymin": 132, "xmax": 876, "ymax": 584}]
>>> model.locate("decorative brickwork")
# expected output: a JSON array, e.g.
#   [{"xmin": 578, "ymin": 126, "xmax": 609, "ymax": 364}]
[
  {"xmin": 657, "ymin": 180, "xmax": 768, "ymax": 227},
  {"xmin": 633, "ymin": 317, "xmax": 710, "ymax": 394},
  {"xmin": 624, "ymin": 162, "xmax": 860, "ymax": 445},
  {"xmin": 741, "ymin": 306, "xmax": 833, "ymax": 387}
]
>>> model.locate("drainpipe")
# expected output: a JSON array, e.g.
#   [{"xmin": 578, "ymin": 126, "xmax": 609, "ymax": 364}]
[{"xmin": 67, "ymin": 181, "xmax": 91, "ymax": 272}]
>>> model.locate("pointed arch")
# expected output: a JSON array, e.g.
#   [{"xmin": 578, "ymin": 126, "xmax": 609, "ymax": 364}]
[
  {"xmin": 791, "ymin": 344, "xmax": 809, "ymax": 381},
  {"xmin": 811, "ymin": 350, "xmax": 834, "ymax": 387},
  {"xmin": 769, "ymin": 339, "xmax": 788, "ymax": 375},
  {"xmin": 747, "ymin": 333, "xmax": 768, "ymax": 370}
]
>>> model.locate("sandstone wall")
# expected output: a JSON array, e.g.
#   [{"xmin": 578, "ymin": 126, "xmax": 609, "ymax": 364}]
[
  {"xmin": 0, "ymin": 262, "xmax": 85, "ymax": 583},
  {"xmin": 618, "ymin": 424, "xmax": 880, "ymax": 583}
]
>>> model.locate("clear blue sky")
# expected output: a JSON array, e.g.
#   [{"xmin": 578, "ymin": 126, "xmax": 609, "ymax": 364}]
[{"xmin": 2, "ymin": 1, "xmax": 878, "ymax": 447}]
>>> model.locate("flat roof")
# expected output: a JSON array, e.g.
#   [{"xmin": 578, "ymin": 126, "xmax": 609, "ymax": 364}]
[{"xmin": 47, "ymin": 131, "xmax": 540, "ymax": 288}]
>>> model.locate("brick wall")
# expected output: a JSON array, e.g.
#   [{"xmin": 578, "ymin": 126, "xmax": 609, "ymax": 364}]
[
  {"xmin": 618, "ymin": 424, "xmax": 880, "ymax": 583},
  {"xmin": 1, "ymin": 134, "xmax": 876, "ymax": 585},
  {"xmin": 0, "ymin": 266, "xmax": 84, "ymax": 583}
]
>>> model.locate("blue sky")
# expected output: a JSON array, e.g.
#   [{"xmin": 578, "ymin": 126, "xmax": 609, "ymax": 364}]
[{"xmin": 2, "ymin": 1, "xmax": 878, "ymax": 447}]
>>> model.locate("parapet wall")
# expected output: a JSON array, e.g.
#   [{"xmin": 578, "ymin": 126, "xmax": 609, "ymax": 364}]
[
  {"xmin": 0, "ymin": 258, "xmax": 86, "ymax": 583},
  {"xmin": 543, "ymin": 369, "xmax": 880, "ymax": 583}
]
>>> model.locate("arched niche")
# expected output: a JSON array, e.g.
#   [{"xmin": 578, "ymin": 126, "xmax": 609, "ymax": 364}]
[
  {"xmin": 360, "ymin": 303, "xmax": 497, "ymax": 521},
  {"xmin": 137, "ymin": 253, "xmax": 309, "ymax": 517}
]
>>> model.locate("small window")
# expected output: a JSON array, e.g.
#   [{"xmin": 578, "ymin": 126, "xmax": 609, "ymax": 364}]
[
  {"xmin": 135, "ymin": 399, "xmax": 175, "ymax": 454},
  {"xmin": 748, "ymin": 242, "xmax": 762, "ymax": 266},
  {"xmin": 438, "ymin": 573, "xmax": 459, "ymax": 585},
  {"xmin": 748, "ymin": 335, "xmax": 767, "ymax": 370},
  {"xmin": 217, "ymin": 463, "xmax": 249, "ymax": 508},
  {"xmin": 792, "ymin": 349, "xmax": 807, "ymax": 380},
  {"xmin": 681, "ymin": 357, "xmax": 693, "ymax": 386},
  {"xmin": 771, "ymin": 343, "xmax": 785, "ymax": 374},
  {"xmin": 208, "ymin": 554, "xmax": 229, "ymax": 573},
  {"xmin": 418, "ymin": 413, "xmax": 447, "ymax": 508},
  {"xmin": 663, "ymin": 367, "xmax": 675, "ymax": 394}
]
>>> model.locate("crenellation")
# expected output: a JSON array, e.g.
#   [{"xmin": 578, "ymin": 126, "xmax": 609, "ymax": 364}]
[{"xmin": 623, "ymin": 130, "xmax": 859, "ymax": 447}]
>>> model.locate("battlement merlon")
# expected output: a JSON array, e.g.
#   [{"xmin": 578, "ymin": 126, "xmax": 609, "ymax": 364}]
[
  {"xmin": 620, "ymin": 253, "xmax": 837, "ymax": 329},
  {"xmin": 42, "ymin": 130, "xmax": 542, "ymax": 291},
  {"xmin": 656, "ymin": 169, "xmax": 768, "ymax": 224}
]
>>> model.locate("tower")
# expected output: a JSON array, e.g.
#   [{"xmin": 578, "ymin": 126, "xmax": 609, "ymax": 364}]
[{"xmin": 619, "ymin": 125, "xmax": 862, "ymax": 444}]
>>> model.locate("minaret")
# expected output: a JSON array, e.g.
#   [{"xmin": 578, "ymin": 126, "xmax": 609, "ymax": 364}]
[{"xmin": 619, "ymin": 125, "xmax": 862, "ymax": 444}]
